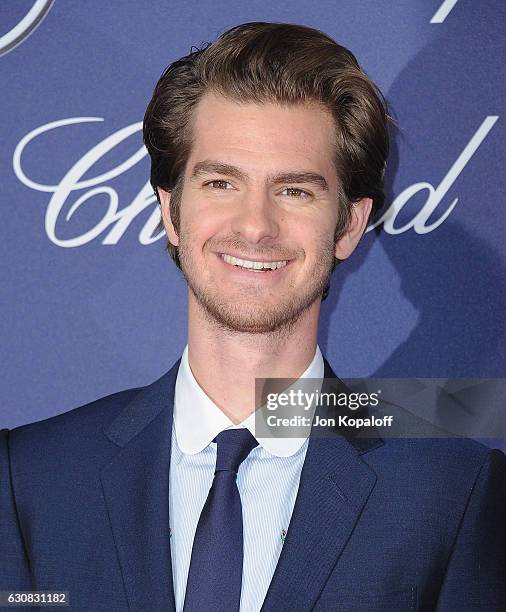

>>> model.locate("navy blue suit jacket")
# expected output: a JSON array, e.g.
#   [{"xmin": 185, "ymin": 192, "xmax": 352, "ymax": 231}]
[{"xmin": 1, "ymin": 357, "xmax": 505, "ymax": 611}]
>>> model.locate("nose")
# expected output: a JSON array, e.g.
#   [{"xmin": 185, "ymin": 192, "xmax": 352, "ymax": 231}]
[{"xmin": 230, "ymin": 188, "xmax": 280, "ymax": 244}]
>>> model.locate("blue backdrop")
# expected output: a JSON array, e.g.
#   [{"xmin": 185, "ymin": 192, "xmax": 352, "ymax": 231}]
[{"xmin": 1, "ymin": 1, "xmax": 504, "ymax": 448}]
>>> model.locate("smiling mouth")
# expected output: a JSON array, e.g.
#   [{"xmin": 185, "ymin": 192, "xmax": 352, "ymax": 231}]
[{"xmin": 221, "ymin": 253, "xmax": 289, "ymax": 272}]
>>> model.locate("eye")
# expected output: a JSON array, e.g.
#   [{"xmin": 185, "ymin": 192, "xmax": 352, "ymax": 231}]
[
  {"xmin": 205, "ymin": 179, "xmax": 233, "ymax": 190},
  {"xmin": 281, "ymin": 187, "xmax": 311, "ymax": 199}
]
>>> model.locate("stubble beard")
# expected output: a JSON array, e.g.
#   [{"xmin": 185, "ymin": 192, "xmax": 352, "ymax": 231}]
[{"xmin": 177, "ymin": 234, "xmax": 336, "ymax": 335}]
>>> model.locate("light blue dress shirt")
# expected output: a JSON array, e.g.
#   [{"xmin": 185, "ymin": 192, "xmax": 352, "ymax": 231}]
[{"xmin": 169, "ymin": 345, "xmax": 324, "ymax": 612}]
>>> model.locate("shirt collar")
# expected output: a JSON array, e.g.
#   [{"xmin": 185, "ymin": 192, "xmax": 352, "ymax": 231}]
[{"xmin": 174, "ymin": 344, "xmax": 324, "ymax": 457}]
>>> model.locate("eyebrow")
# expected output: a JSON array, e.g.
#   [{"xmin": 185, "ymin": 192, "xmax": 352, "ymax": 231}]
[
  {"xmin": 271, "ymin": 171, "xmax": 329, "ymax": 192},
  {"xmin": 190, "ymin": 160, "xmax": 329, "ymax": 192},
  {"xmin": 191, "ymin": 161, "xmax": 247, "ymax": 181}
]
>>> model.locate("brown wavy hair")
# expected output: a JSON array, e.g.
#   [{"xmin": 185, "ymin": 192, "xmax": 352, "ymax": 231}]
[{"xmin": 143, "ymin": 22, "xmax": 390, "ymax": 299}]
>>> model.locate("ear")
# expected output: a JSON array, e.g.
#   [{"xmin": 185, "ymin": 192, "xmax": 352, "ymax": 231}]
[
  {"xmin": 158, "ymin": 188, "xmax": 180, "ymax": 247},
  {"xmin": 334, "ymin": 197, "xmax": 372, "ymax": 260}
]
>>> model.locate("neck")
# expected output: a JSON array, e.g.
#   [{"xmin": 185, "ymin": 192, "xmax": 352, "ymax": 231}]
[{"xmin": 186, "ymin": 292, "xmax": 321, "ymax": 424}]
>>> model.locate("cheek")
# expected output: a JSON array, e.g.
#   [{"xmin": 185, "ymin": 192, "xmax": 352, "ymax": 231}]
[
  {"xmin": 180, "ymin": 203, "xmax": 229, "ymax": 248},
  {"xmin": 291, "ymin": 212, "xmax": 336, "ymax": 253}
]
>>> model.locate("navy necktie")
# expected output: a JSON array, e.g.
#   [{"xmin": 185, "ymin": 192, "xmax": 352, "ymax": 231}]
[{"xmin": 182, "ymin": 428, "xmax": 258, "ymax": 612}]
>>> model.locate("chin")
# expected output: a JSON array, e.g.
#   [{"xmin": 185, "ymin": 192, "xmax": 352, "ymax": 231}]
[{"xmin": 194, "ymin": 291, "xmax": 317, "ymax": 334}]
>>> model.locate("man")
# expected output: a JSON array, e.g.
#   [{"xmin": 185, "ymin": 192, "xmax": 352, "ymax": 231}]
[{"xmin": 1, "ymin": 22, "xmax": 505, "ymax": 612}]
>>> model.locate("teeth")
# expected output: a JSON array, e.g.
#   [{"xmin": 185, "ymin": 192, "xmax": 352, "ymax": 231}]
[{"xmin": 222, "ymin": 254, "xmax": 288, "ymax": 270}]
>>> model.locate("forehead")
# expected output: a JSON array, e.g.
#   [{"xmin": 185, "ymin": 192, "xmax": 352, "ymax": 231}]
[{"xmin": 187, "ymin": 92, "xmax": 337, "ymax": 177}]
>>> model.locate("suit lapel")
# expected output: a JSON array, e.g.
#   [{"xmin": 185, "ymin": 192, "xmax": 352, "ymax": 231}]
[
  {"xmin": 99, "ymin": 354, "xmax": 383, "ymax": 612},
  {"xmin": 100, "ymin": 360, "xmax": 181, "ymax": 612},
  {"xmin": 261, "ymin": 357, "xmax": 383, "ymax": 611}
]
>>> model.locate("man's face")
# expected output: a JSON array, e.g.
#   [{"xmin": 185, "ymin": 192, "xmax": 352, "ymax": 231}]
[{"xmin": 162, "ymin": 92, "xmax": 358, "ymax": 333}]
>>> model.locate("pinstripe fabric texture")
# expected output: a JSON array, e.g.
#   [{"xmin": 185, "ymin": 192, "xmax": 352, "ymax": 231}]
[{"xmin": 169, "ymin": 345, "xmax": 324, "ymax": 612}]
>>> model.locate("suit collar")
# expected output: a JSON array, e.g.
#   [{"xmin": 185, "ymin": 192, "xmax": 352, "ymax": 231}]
[
  {"xmin": 101, "ymin": 354, "xmax": 383, "ymax": 612},
  {"xmin": 102, "ymin": 354, "xmax": 383, "ymax": 454},
  {"xmin": 259, "ymin": 357, "xmax": 383, "ymax": 610},
  {"xmin": 101, "ymin": 360, "xmax": 180, "ymax": 612},
  {"xmin": 103, "ymin": 359, "xmax": 181, "ymax": 448},
  {"xmin": 321, "ymin": 355, "xmax": 384, "ymax": 455}
]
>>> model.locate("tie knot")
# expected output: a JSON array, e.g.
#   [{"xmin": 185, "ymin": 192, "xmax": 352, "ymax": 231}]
[{"xmin": 213, "ymin": 428, "xmax": 258, "ymax": 474}]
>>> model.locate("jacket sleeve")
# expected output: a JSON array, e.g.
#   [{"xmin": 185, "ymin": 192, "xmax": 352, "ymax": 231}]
[
  {"xmin": 436, "ymin": 448, "xmax": 506, "ymax": 611},
  {"xmin": 0, "ymin": 429, "xmax": 32, "ymax": 590}
]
